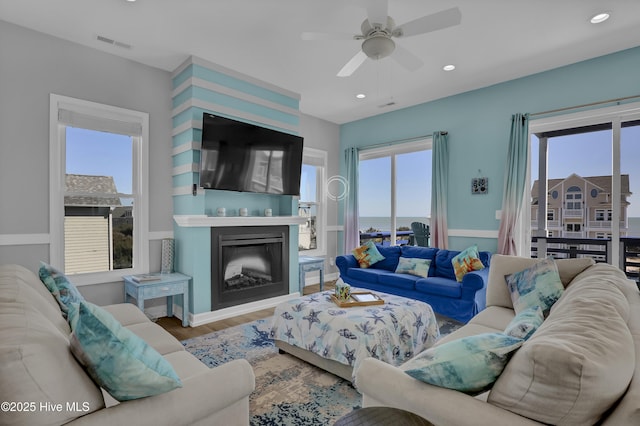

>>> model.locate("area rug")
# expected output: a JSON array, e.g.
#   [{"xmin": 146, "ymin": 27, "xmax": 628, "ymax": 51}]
[{"xmin": 182, "ymin": 314, "xmax": 462, "ymax": 426}]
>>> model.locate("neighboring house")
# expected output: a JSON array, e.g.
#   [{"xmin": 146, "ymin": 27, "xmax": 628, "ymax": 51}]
[
  {"xmin": 64, "ymin": 174, "xmax": 122, "ymax": 274},
  {"xmin": 531, "ymin": 173, "xmax": 631, "ymax": 239}
]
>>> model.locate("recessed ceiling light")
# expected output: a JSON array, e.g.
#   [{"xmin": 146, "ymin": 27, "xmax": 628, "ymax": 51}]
[
  {"xmin": 590, "ymin": 12, "xmax": 610, "ymax": 24},
  {"xmin": 356, "ymin": 93, "xmax": 366, "ymax": 99},
  {"xmin": 443, "ymin": 64, "xmax": 456, "ymax": 71}
]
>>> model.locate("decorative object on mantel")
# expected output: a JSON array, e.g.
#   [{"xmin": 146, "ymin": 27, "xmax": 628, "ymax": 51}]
[
  {"xmin": 264, "ymin": 208, "xmax": 272, "ymax": 217},
  {"xmin": 471, "ymin": 170, "xmax": 488, "ymax": 194},
  {"xmin": 239, "ymin": 207, "xmax": 248, "ymax": 217},
  {"xmin": 160, "ymin": 238, "xmax": 174, "ymax": 274},
  {"xmin": 216, "ymin": 207, "xmax": 226, "ymax": 217}
]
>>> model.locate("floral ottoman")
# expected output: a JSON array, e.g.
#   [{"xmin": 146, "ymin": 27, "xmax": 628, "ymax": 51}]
[{"xmin": 270, "ymin": 289, "xmax": 440, "ymax": 382}]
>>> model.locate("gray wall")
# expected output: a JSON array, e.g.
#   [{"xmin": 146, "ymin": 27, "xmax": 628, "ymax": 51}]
[
  {"xmin": 300, "ymin": 113, "xmax": 341, "ymax": 277},
  {"xmin": 0, "ymin": 20, "xmax": 173, "ymax": 305},
  {"xmin": 0, "ymin": 20, "xmax": 342, "ymax": 306}
]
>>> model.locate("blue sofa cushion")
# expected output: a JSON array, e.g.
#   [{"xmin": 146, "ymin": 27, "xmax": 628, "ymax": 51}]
[
  {"xmin": 434, "ymin": 250, "xmax": 459, "ymax": 280},
  {"xmin": 378, "ymin": 271, "xmax": 420, "ymax": 291},
  {"xmin": 415, "ymin": 277, "xmax": 462, "ymax": 298},
  {"xmin": 371, "ymin": 245, "xmax": 402, "ymax": 271},
  {"xmin": 400, "ymin": 246, "xmax": 439, "ymax": 276},
  {"xmin": 347, "ymin": 268, "xmax": 383, "ymax": 283}
]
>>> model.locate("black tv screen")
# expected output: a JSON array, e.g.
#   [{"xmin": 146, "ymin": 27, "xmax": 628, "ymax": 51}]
[{"xmin": 199, "ymin": 113, "xmax": 304, "ymax": 196}]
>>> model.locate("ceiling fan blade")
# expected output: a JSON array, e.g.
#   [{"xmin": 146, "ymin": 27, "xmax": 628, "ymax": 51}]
[
  {"xmin": 366, "ymin": 0, "xmax": 388, "ymax": 28},
  {"xmin": 391, "ymin": 45, "xmax": 423, "ymax": 72},
  {"xmin": 301, "ymin": 32, "xmax": 356, "ymax": 41},
  {"xmin": 337, "ymin": 50, "xmax": 368, "ymax": 77},
  {"xmin": 394, "ymin": 7, "xmax": 462, "ymax": 38}
]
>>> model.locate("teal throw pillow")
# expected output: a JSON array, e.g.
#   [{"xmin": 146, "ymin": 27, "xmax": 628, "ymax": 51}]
[
  {"xmin": 68, "ymin": 301, "xmax": 182, "ymax": 401},
  {"xmin": 352, "ymin": 241, "xmax": 385, "ymax": 268},
  {"xmin": 505, "ymin": 257, "xmax": 564, "ymax": 316},
  {"xmin": 451, "ymin": 245, "xmax": 485, "ymax": 282},
  {"xmin": 504, "ymin": 306, "xmax": 544, "ymax": 340},
  {"xmin": 38, "ymin": 261, "xmax": 85, "ymax": 316},
  {"xmin": 403, "ymin": 333, "xmax": 524, "ymax": 394},
  {"xmin": 395, "ymin": 257, "xmax": 431, "ymax": 278}
]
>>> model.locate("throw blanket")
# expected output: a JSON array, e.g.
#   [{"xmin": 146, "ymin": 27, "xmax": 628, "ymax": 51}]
[{"xmin": 270, "ymin": 290, "xmax": 440, "ymax": 380}]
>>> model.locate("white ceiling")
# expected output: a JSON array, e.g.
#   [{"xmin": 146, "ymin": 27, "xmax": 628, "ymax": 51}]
[{"xmin": 2, "ymin": 0, "xmax": 640, "ymax": 124}]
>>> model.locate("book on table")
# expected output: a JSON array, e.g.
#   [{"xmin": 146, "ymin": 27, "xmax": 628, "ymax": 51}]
[
  {"xmin": 131, "ymin": 274, "xmax": 161, "ymax": 283},
  {"xmin": 351, "ymin": 293, "xmax": 379, "ymax": 303}
]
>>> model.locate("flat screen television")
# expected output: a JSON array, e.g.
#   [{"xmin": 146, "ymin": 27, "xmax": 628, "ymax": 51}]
[{"xmin": 199, "ymin": 113, "xmax": 304, "ymax": 196}]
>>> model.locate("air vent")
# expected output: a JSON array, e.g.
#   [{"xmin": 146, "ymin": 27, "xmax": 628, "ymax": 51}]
[
  {"xmin": 378, "ymin": 101, "xmax": 396, "ymax": 108},
  {"xmin": 96, "ymin": 35, "xmax": 132, "ymax": 49}
]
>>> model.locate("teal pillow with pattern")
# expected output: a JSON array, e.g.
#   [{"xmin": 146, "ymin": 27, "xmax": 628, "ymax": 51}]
[
  {"xmin": 395, "ymin": 257, "xmax": 431, "ymax": 278},
  {"xmin": 68, "ymin": 301, "xmax": 182, "ymax": 401},
  {"xmin": 402, "ymin": 333, "xmax": 524, "ymax": 393},
  {"xmin": 38, "ymin": 261, "xmax": 85, "ymax": 316},
  {"xmin": 505, "ymin": 257, "xmax": 564, "ymax": 316},
  {"xmin": 352, "ymin": 241, "xmax": 385, "ymax": 268},
  {"xmin": 504, "ymin": 306, "xmax": 544, "ymax": 340}
]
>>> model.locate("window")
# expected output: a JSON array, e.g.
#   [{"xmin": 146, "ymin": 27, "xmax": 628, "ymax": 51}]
[
  {"xmin": 529, "ymin": 100, "xmax": 640, "ymax": 266},
  {"xmin": 595, "ymin": 209, "xmax": 613, "ymax": 221},
  {"xmin": 298, "ymin": 147, "xmax": 327, "ymax": 255},
  {"xmin": 358, "ymin": 139, "xmax": 431, "ymax": 245},
  {"xmin": 547, "ymin": 209, "xmax": 555, "ymax": 221},
  {"xmin": 565, "ymin": 187, "xmax": 582, "ymax": 210},
  {"xmin": 49, "ymin": 94, "xmax": 149, "ymax": 284},
  {"xmin": 566, "ymin": 223, "xmax": 581, "ymax": 232}
]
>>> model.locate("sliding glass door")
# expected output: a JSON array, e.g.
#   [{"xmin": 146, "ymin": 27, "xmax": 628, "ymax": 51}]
[
  {"xmin": 358, "ymin": 139, "xmax": 431, "ymax": 246},
  {"xmin": 528, "ymin": 101, "xmax": 640, "ymax": 270}
]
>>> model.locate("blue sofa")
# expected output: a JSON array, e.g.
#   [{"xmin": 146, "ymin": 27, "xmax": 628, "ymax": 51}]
[{"xmin": 335, "ymin": 245, "xmax": 491, "ymax": 323}]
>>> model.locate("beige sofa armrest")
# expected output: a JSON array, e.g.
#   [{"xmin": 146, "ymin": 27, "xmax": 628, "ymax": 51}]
[
  {"xmin": 356, "ymin": 358, "xmax": 542, "ymax": 426},
  {"xmin": 67, "ymin": 359, "xmax": 255, "ymax": 426}
]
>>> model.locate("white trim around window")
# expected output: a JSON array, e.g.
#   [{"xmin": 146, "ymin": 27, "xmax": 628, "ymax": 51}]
[
  {"xmin": 49, "ymin": 94, "xmax": 149, "ymax": 285},
  {"xmin": 299, "ymin": 147, "xmax": 327, "ymax": 257}
]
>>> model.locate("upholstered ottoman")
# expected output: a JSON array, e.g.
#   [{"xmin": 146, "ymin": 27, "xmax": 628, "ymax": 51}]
[{"xmin": 270, "ymin": 289, "xmax": 440, "ymax": 381}]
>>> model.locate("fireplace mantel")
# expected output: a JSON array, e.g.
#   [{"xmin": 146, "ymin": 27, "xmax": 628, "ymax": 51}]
[{"xmin": 173, "ymin": 215, "xmax": 307, "ymax": 228}]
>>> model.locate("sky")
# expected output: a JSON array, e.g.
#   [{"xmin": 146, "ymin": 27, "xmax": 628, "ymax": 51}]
[{"xmin": 65, "ymin": 127, "xmax": 133, "ymax": 195}]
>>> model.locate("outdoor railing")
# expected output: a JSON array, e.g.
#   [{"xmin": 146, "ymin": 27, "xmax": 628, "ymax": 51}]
[
  {"xmin": 531, "ymin": 236, "xmax": 640, "ymax": 281},
  {"xmin": 359, "ymin": 231, "xmax": 414, "ymax": 247}
]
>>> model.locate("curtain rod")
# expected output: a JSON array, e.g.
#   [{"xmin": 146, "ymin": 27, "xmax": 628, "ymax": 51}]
[
  {"xmin": 530, "ymin": 94, "xmax": 640, "ymax": 117},
  {"xmin": 356, "ymin": 131, "xmax": 447, "ymax": 152}
]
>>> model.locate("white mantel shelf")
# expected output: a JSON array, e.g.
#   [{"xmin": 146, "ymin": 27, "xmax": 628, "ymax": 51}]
[{"xmin": 173, "ymin": 215, "xmax": 307, "ymax": 228}]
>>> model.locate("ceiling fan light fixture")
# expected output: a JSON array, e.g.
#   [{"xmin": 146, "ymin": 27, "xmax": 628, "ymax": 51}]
[
  {"xmin": 362, "ymin": 35, "xmax": 395, "ymax": 60},
  {"xmin": 590, "ymin": 12, "xmax": 610, "ymax": 24}
]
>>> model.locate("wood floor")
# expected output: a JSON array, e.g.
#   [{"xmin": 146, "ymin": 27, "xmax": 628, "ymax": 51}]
[{"xmin": 157, "ymin": 280, "xmax": 336, "ymax": 341}]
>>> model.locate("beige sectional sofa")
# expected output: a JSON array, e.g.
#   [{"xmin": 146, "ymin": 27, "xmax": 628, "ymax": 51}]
[
  {"xmin": 356, "ymin": 255, "xmax": 640, "ymax": 426},
  {"xmin": 0, "ymin": 264, "xmax": 255, "ymax": 426}
]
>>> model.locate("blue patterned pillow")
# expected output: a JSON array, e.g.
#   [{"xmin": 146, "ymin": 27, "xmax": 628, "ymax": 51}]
[
  {"xmin": 38, "ymin": 261, "xmax": 85, "ymax": 316},
  {"xmin": 352, "ymin": 241, "xmax": 385, "ymax": 268},
  {"xmin": 504, "ymin": 306, "xmax": 544, "ymax": 340},
  {"xmin": 395, "ymin": 257, "xmax": 431, "ymax": 278},
  {"xmin": 402, "ymin": 333, "xmax": 524, "ymax": 393},
  {"xmin": 505, "ymin": 257, "xmax": 564, "ymax": 316},
  {"xmin": 68, "ymin": 301, "xmax": 182, "ymax": 401}
]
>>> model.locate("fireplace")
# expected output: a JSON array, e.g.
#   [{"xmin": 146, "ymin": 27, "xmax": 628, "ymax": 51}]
[{"xmin": 211, "ymin": 226, "xmax": 289, "ymax": 310}]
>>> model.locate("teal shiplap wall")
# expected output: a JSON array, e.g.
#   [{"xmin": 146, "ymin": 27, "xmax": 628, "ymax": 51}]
[
  {"xmin": 171, "ymin": 56, "xmax": 302, "ymax": 315},
  {"xmin": 340, "ymin": 46, "xmax": 640, "ymax": 253}
]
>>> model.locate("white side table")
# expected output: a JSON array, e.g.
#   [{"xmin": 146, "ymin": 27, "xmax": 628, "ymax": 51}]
[
  {"xmin": 123, "ymin": 273, "xmax": 190, "ymax": 327},
  {"xmin": 298, "ymin": 256, "xmax": 325, "ymax": 294}
]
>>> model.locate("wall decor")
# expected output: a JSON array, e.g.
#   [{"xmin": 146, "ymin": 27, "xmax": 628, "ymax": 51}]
[{"xmin": 471, "ymin": 177, "xmax": 488, "ymax": 194}]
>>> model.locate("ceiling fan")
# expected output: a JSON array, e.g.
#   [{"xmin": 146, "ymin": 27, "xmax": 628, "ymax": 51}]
[{"xmin": 302, "ymin": 0, "xmax": 461, "ymax": 77}]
